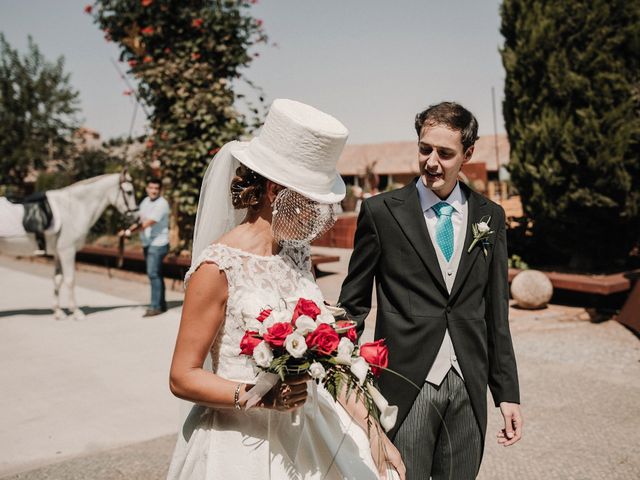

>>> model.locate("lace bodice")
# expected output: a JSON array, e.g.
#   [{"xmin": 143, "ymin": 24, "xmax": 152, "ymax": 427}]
[{"xmin": 184, "ymin": 243, "xmax": 324, "ymax": 383}]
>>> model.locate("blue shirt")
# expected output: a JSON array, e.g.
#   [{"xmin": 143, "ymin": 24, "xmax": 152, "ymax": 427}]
[{"xmin": 139, "ymin": 196, "xmax": 170, "ymax": 247}]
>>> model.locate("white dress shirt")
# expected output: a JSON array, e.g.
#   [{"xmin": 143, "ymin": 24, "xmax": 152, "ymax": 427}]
[{"xmin": 416, "ymin": 179, "xmax": 466, "ymax": 385}]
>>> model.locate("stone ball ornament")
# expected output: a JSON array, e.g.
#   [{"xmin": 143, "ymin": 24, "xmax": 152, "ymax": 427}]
[{"xmin": 511, "ymin": 270, "xmax": 553, "ymax": 309}]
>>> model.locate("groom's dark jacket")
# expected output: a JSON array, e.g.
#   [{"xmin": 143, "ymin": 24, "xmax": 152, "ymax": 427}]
[{"xmin": 338, "ymin": 180, "xmax": 520, "ymax": 441}]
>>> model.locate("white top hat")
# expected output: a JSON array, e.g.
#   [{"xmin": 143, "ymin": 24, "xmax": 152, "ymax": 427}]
[{"xmin": 230, "ymin": 99, "xmax": 348, "ymax": 204}]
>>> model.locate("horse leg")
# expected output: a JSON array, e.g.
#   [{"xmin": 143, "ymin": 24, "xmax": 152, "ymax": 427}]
[
  {"xmin": 53, "ymin": 255, "xmax": 66, "ymax": 320},
  {"xmin": 58, "ymin": 247, "xmax": 85, "ymax": 320}
]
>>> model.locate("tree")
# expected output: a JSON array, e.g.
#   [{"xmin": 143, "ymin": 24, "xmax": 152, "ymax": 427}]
[
  {"xmin": 501, "ymin": 0, "xmax": 640, "ymax": 271},
  {"xmin": 89, "ymin": 0, "xmax": 266, "ymax": 250},
  {"xmin": 0, "ymin": 34, "xmax": 80, "ymax": 191}
]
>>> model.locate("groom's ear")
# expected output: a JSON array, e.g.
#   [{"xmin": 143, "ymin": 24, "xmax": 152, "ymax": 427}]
[{"xmin": 463, "ymin": 145, "xmax": 475, "ymax": 164}]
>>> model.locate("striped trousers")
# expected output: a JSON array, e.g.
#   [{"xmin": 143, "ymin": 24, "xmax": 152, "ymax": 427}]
[{"xmin": 393, "ymin": 369, "xmax": 482, "ymax": 480}]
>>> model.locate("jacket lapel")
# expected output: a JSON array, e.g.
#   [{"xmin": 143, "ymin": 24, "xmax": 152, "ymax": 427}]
[
  {"xmin": 384, "ymin": 181, "xmax": 448, "ymax": 295},
  {"xmin": 449, "ymin": 184, "xmax": 491, "ymax": 299}
]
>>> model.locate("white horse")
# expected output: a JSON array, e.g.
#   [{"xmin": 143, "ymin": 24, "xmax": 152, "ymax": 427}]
[{"xmin": 0, "ymin": 172, "xmax": 138, "ymax": 319}]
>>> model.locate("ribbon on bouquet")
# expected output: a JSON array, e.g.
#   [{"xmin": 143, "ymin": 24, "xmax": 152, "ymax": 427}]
[{"xmin": 239, "ymin": 371, "xmax": 307, "ymax": 465}]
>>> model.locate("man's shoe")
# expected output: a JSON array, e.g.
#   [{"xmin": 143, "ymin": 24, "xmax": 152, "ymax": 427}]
[{"xmin": 143, "ymin": 308, "xmax": 164, "ymax": 317}]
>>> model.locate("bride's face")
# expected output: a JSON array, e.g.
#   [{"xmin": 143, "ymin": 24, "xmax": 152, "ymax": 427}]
[{"xmin": 270, "ymin": 189, "xmax": 337, "ymax": 245}]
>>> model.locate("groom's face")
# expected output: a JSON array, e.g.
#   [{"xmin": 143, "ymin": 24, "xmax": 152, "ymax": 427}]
[{"xmin": 418, "ymin": 123, "xmax": 473, "ymax": 199}]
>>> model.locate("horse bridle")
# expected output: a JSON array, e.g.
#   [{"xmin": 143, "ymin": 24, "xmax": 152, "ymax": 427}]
[{"xmin": 117, "ymin": 178, "xmax": 139, "ymax": 216}]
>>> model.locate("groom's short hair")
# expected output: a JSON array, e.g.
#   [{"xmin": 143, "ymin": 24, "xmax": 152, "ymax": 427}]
[{"xmin": 415, "ymin": 102, "xmax": 479, "ymax": 151}]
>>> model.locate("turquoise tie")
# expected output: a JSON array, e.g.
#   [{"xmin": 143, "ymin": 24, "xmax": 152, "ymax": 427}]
[{"xmin": 433, "ymin": 202, "xmax": 454, "ymax": 262}]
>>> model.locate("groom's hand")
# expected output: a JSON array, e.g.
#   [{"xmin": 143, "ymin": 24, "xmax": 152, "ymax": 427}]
[{"xmin": 497, "ymin": 402, "xmax": 523, "ymax": 446}]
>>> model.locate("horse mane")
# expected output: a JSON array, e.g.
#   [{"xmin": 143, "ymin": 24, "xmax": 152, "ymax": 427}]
[{"xmin": 69, "ymin": 173, "xmax": 118, "ymax": 187}]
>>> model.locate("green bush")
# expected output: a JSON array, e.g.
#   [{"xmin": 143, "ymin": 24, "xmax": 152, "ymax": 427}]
[{"xmin": 501, "ymin": 0, "xmax": 640, "ymax": 271}]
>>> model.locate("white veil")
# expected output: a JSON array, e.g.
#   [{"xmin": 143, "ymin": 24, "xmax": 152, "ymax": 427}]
[
  {"xmin": 178, "ymin": 141, "xmax": 249, "ymax": 435},
  {"xmin": 190, "ymin": 140, "xmax": 249, "ymax": 269}
]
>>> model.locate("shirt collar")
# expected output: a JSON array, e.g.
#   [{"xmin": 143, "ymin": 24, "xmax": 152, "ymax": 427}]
[{"xmin": 416, "ymin": 178, "xmax": 463, "ymax": 214}]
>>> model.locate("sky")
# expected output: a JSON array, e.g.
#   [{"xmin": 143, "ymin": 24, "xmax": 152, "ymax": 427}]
[{"xmin": 0, "ymin": 0, "xmax": 507, "ymax": 145}]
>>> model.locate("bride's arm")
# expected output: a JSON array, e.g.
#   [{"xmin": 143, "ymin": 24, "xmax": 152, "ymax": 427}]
[
  {"xmin": 338, "ymin": 389, "xmax": 406, "ymax": 480},
  {"xmin": 169, "ymin": 263, "xmax": 306, "ymax": 410}
]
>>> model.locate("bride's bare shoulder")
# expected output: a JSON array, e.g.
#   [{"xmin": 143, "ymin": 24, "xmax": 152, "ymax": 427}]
[{"xmin": 214, "ymin": 225, "xmax": 267, "ymax": 255}]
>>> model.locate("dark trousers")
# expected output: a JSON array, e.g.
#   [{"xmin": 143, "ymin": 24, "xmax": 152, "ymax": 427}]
[
  {"xmin": 143, "ymin": 244, "xmax": 168, "ymax": 310},
  {"xmin": 394, "ymin": 369, "xmax": 483, "ymax": 480}
]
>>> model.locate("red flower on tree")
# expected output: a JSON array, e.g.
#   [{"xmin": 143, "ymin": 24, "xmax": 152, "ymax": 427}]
[
  {"xmin": 141, "ymin": 0, "xmax": 153, "ymax": 6},
  {"xmin": 255, "ymin": 19, "xmax": 263, "ymax": 27},
  {"xmin": 141, "ymin": 26, "xmax": 155, "ymax": 36},
  {"xmin": 84, "ymin": 4, "xmax": 93, "ymax": 14},
  {"xmin": 208, "ymin": 147, "xmax": 221, "ymax": 156},
  {"xmin": 128, "ymin": 59, "xmax": 138, "ymax": 67},
  {"xmin": 191, "ymin": 52, "xmax": 201, "ymax": 60},
  {"xmin": 192, "ymin": 18, "xmax": 204, "ymax": 28},
  {"xmin": 143, "ymin": 55, "xmax": 153, "ymax": 63}
]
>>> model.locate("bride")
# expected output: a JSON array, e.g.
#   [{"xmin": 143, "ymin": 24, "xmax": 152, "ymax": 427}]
[{"xmin": 167, "ymin": 99, "xmax": 405, "ymax": 480}]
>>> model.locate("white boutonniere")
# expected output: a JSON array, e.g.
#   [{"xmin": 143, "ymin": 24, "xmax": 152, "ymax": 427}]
[{"xmin": 467, "ymin": 215, "xmax": 494, "ymax": 257}]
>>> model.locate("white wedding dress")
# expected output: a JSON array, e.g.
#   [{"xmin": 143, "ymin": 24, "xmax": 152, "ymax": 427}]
[{"xmin": 167, "ymin": 243, "xmax": 388, "ymax": 480}]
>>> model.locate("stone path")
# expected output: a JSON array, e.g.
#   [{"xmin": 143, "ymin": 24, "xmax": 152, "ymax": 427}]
[{"xmin": 1, "ymin": 251, "xmax": 639, "ymax": 479}]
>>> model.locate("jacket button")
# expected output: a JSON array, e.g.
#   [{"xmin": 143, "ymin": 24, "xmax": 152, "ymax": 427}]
[{"xmin": 446, "ymin": 306, "xmax": 451, "ymax": 313}]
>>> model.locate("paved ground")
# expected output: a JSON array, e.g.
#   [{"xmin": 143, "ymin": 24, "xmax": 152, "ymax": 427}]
[{"xmin": 1, "ymin": 251, "xmax": 639, "ymax": 479}]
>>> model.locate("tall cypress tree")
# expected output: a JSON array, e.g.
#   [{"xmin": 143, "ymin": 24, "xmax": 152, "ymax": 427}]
[{"xmin": 501, "ymin": 0, "xmax": 640, "ymax": 271}]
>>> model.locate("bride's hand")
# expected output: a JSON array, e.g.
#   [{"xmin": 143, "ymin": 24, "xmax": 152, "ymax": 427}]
[
  {"xmin": 260, "ymin": 375, "xmax": 309, "ymax": 411},
  {"xmin": 369, "ymin": 428, "xmax": 406, "ymax": 480}
]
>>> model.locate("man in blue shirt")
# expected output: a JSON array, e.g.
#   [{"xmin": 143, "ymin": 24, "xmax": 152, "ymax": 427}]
[{"xmin": 120, "ymin": 178, "xmax": 170, "ymax": 317}]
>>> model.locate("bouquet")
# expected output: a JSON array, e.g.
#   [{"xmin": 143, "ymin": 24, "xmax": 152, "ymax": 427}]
[{"xmin": 238, "ymin": 297, "xmax": 398, "ymax": 432}]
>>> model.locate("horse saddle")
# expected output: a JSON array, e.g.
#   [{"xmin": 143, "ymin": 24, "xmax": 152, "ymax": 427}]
[{"xmin": 8, "ymin": 192, "xmax": 53, "ymax": 234}]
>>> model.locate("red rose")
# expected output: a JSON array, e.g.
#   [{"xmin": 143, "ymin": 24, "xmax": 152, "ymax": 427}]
[
  {"xmin": 240, "ymin": 331, "xmax": 261, "ymax": 355},
  {"xmin": 359, "ymin": 339, "xmax": 388, "ymax": 376},
  {"xmin": 141, "ymin": 26, "xmax": 154, "ymax": 36},
  {"xmin": 191, "ymin": 52, "xmax": 201, "ymax": 61},
  {"xmin": 345, "ymin": 326, "xmax": 357, "ymax": 342},
  {"xmin": 335, "ymin": 320, "xmax": 358, "ymax": 342},
  {"xmin": 128, "ymin": 59, "xmax": 138, "ymax": 67},
  {"xmin": 291, "ymin": 298, "xmax": 321, "ymax": 324},
  {"xmin": 263, "ymin": 322, "xmax": 293, "ymax": 348},
  {"xmin": 141, "ymin": 0, "xmax": 153, "ymax": 6},
  {"xmin": 256, "ymin": 19, "xmax": 263, "ymax": 27},
  {"xmin": 84, "ymin": 5, "xmax": 92, "ymax": 14},
  {"xmin": 306, "ymin": 323, "xmax": 340, "ymax": 355},
  {"xmin": 143, "ymin": 56, "xmax": 153, "ymax": 63},
  {"xmin": 256, "ymin": 308, "xmax": 272, "ymax": 323},
  {"xmin": 192, "ymin": 18, "xmax": 204, "ymax": 28}
]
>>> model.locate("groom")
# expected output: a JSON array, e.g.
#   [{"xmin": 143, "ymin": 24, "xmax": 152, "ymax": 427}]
[{"xmin": 339, "ymin": 102, "xmax": 522, "ymax": 479}]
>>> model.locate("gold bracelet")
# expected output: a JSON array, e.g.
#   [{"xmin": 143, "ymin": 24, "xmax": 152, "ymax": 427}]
[{"xmin": 233, "ymin": 383, "xmax": 243, "ymax": 410}]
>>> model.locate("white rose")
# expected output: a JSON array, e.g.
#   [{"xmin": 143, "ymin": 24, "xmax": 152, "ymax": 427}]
[
  {"xmin": 477, "ymin": 221, "xmax": 490, "ymax": 233},
  {"xmin": 262, "ymin": 309, "xmax": 289, "ymax": 331},
  {"xmin": 367, "ymin": 384, "xmax": 398, "ymax": 432},
  {"xmin": 253, "ymin": 341, "xmax": 274, "ymax": 368},
  {"xmin": 246, "ymin": 318, "xmax": 263, "ymax": 332},
  {"xmin": 336, "ymin": 337, "xmax": 355, "ymax": 363},
  {"xmin": 295, "ymin": 315, "xmax": 317, "ymax": 335},
  {"xmin": 309, "ymin": 362, "xmax": 326, "ymax": 380},
  {"xmin": 316, "ymin": 312, "xmax": 335, "ymax": 324},
  {"xmin": 350, "ymin": 356, "xmax": 369, "ymax": 385},
  {"xmin": 284, "ymin": 332, "xmax": 308, "ymax": 358}
]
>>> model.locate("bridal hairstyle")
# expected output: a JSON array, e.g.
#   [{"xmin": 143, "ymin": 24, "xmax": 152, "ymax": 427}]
[
  {"xmin": 230, "ymin": 165, "xmax": 268, "ymax": 211},
  {"xmin": 414, "ymin": 102, "xmax": 479, "ymax": 151}
]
